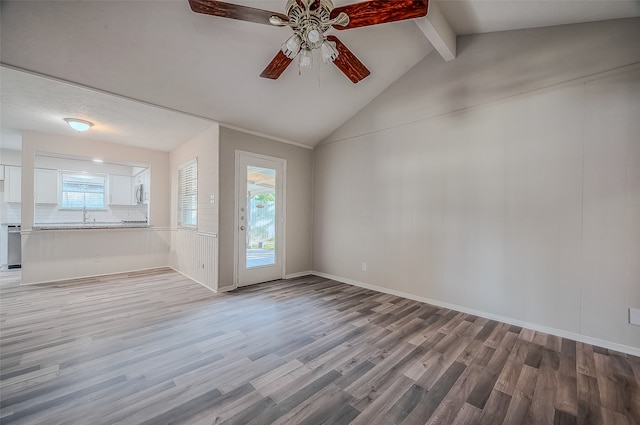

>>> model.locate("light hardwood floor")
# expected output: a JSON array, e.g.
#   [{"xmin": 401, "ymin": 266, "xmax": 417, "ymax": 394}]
[{"xmin": 1, "ymin": 268, "xmax": 638, "ymax": 425}]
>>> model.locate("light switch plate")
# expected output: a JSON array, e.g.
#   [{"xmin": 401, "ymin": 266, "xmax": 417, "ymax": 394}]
[{"xmin": 629, "ymin": 308, "xmax": 640, "ymax": 326}]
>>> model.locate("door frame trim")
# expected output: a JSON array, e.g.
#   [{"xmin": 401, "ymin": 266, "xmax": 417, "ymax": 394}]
[{"xmin": 233, "ymin": 150, "xmax": 287, "ymax": 288}]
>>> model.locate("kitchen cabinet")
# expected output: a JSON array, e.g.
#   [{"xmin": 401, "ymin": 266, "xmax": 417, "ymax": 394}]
[
  {"xmin": 109, "ymin": 175, "xmax": 133, "ymax": 205},
  {"xmin": 34, "ymin": 168, "xmax": 58, "ymax": 204},
  {"xmin": 3, "ymin": 166, "xmax": 21, "ymax": 203}
]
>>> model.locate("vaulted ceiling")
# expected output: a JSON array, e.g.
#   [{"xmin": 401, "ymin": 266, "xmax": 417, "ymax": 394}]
[{"xmin": 1, "ymin": 0, "xmax": 639, "ymax": 150}]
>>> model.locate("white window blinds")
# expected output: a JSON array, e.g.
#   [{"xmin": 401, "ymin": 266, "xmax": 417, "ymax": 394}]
[
  {"xmin": 178, "ymin": 160, "xmax": 197, "ymax": 227},
  {"xmin": 61, "ymin": 173, "xmax": 106, "ymax": 209}
]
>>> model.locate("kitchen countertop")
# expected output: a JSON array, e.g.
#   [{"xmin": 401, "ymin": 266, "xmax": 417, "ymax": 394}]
[{"xmin": 33, "ymin": 222, "xmax": 149, "ymax": 230}]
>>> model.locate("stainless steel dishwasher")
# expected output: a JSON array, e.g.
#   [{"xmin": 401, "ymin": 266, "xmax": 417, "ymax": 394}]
[{"xmin": 7, "ymin": 225, "xmax": 21, "ymax": 269}]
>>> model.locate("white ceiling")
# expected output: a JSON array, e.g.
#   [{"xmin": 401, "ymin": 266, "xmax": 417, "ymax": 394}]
[
  {"xmin": 1, "ymin": 67, "xmax": 217, "ymax": 152},
  {"xmin": 437, "ymin": 0, "xmax": 640, "ymax": 35},
  {"xmin": 1, "ymin": 0, "xmax": 639, "ymax": 150}
]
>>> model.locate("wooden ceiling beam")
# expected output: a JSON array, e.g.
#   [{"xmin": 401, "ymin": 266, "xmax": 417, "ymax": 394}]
[{"xmin": 415, "ymin": 1, "xmax": 457, "ymax": 62}]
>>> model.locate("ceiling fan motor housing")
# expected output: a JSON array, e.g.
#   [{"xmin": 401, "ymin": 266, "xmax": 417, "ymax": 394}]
[{"xmin": 285, "ymin": 0, "xmax": 335, "ymax": 50}]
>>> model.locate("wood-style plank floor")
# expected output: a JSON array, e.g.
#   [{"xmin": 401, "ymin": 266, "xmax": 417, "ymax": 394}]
[{"xmin": 1, "ymin": 268, "xmax": 639, "ymax": 425}]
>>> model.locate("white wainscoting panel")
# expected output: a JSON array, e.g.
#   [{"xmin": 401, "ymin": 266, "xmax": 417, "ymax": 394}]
[{"xmin": 170, "ymin": 228, "xmax": 218, "ymax": 291}]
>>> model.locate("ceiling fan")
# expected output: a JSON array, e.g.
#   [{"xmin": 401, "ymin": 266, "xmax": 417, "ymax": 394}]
[{"xmin": 188, "ymin": 0, "xmax": 429, "ymax": 83}]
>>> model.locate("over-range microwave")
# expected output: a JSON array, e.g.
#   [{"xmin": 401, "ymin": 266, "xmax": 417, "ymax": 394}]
[{"xmin": 134, "ymin": 184, "xmax": 144, "ymax": 204}]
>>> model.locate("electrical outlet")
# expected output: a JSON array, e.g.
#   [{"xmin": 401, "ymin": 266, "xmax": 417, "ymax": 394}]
[
  {"xmin": 361, "ymin": 262, "xmax": 367, "ymax": 272},
  {"xmin": 629, "ymin": 308, "xmax": 640, "ymax": 326}
]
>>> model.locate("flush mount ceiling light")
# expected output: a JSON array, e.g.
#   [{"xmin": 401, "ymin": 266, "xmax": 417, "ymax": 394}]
[
  {"xmin": 64, "ymin": 118, "xmax": 94, "ymax": 132},
  {"xmin": 188, "ymin": 0, "xmax": 429, "ymax": 83}
]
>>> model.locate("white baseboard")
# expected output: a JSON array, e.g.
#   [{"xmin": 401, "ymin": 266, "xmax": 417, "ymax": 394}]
[
  {"xmin": 285, "ymin": 270, "xmax": 314, "ymax": 279},
  {"xmin": 216, "ymin": 284, "xmax": 236, "ymax": 293},
  {"xmin": 169, "ymin": 266, "xmax": 223, "ymax": 294},
  {"xmin": 311, "ymin": 271, "xmax": 640, "ymax": 357},
  {"xmin": 20, "ymin": 266, "xmax": 171, "ymax": 286}
]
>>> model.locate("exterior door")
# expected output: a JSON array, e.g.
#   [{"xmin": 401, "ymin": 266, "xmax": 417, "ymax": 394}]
[{"xmin": 235, "ymin": 151, "xmax": 285, "ymax": 287}]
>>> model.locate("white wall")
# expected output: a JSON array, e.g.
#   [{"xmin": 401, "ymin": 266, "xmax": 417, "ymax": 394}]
[
  {"xmin": 168, "ymin": 125, "xmax": 220, "ymax": 291},
  {"xmin": 21, "ymin": 227, "xmax": 171, "ymax": 282},
  {"xmin": 325, "ymin": 18, "xmax": 640, "ymax": 144},
  {"xmin": 21, "ymin": 130, "xmax": 171, "ymax": 283},
  {"xmin": 313, "ymin": 19, "xmax": 640, "ymax": 353}
]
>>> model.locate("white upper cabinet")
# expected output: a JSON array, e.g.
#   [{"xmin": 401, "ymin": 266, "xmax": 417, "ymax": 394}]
[
  {"xmin": 34, "ymin": 168, "xmax": 58, "ymax": 204},
  {"xmin": 110, "ymin": 175, "xmax": 133, "ymax": 205},
  {"xmin": 3, "ymin": 166, "xmax": 21, "ymax": 203}
]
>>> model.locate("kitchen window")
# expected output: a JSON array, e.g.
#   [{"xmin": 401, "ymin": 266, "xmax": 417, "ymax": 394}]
[
  {"xmin": 178, "ymin": 160, "xmax": 197, "ymax": 227},
  {"xmin": 61, "ymin": 173, "xmax": 106, "ymax": 209}
]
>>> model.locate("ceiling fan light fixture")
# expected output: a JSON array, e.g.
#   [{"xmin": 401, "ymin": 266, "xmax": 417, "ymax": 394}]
[
  {"xmin": 282, "ymin": 34, "xmax": 302, "ymax": 59},
  {"xmin": 306, "ymin": 27, "xmax": 322, "ymax": 48},
  {"xmin": 299, "ymin": 48, "xmax": 313, "ymax": 69},
  {"xmin": 64, "ymin": 118, "xmax": 93, "ymax": 132},
  {"xmin": 320, "ymin": 39, "xmax": 339, "ymax": 64}
]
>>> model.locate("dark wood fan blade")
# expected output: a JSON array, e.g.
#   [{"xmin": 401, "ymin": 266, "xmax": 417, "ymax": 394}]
[
  {"xmin": 331, "ymin": 0, "xmax": 428, "ymax": 29},
  {"xmin": 326, "ymin": 35, "xmax": 371, "ymax": 83},
  {"xmin": 260, "ymin": 51, "xmax": 294, "ymax": 80},
  {"xmin": 189, "ymin": 0, "xmax": 289, "ymax": 25}
]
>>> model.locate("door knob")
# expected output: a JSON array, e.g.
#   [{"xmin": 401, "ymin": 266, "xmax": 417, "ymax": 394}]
[{"xmin": 240, "ymin": 226, "xmax": 245, "ymax": 231}]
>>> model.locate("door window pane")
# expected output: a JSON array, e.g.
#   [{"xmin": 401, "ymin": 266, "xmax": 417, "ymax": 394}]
[{"xmin": 246, "ymin": 166, "xmax": 276, "ymax": 268}]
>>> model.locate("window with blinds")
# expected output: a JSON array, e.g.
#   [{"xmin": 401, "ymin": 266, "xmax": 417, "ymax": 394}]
[
  {"xmin": 61, "ymin": 173, "xmax": 106, "ymax": 209},
  {"xmin": 178, "ymin": 160, "xmax": 197, "ymax": 227}
]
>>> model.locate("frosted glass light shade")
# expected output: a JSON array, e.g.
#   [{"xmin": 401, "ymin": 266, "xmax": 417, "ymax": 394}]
[
  {"xmin": 64, "ymin": 118, "xmax": 93, "ymax": 132},
  {"xmin": 299, "ymin": 48, "xmax": 313, "ymax": 69},
  {"xmin": 281, "ymin": 34, "xmax": 302, "ymax": 59},
  {"xmin": 320, "ymin": 40, "xmax": 339, "ymax": 64}
]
